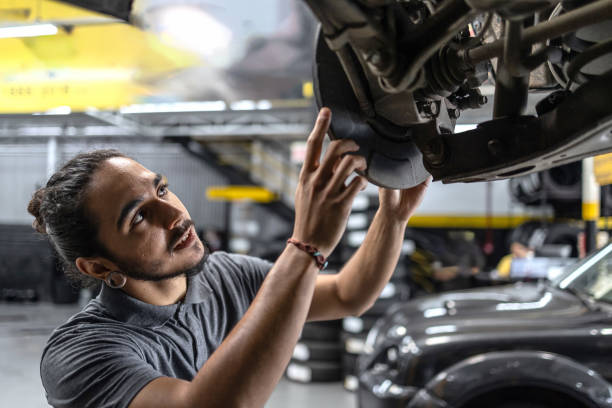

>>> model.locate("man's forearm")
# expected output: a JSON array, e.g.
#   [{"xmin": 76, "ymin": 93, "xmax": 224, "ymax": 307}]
[
  {"xmin": 186, "ymin": 245, "xmax": 319, "ymax": 408},
  {"xmin": 335, "ymin": 210, "xmax": 407, "ymax": 315}
]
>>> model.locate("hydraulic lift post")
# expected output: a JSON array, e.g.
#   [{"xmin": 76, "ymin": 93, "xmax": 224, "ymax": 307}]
[{"xmin": 582, "ymin": 157, "xmax": 600, "ymax": 254}]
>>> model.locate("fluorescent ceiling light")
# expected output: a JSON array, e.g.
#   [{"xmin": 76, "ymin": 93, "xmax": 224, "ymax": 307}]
[
  {"xmin": 0, "ymin": 23, "xmax": 58, "ymax": 39},
  {"xmin": 44, "ymin": 106, "xmax": 72, "ymax": 115},
  {"xmin": 230, "ymin": 100, "xmax": 257, "ymax": 111},
  {"xmin": 230, "ymin": 100, "xmax": 272, "ymax": 111},
  {"xmin": 119, "ymin": 101, "xmax": 227, "ymax": 114},
  {"xmin": 33, "ymin": 106, "xmax": 72, "ymax": 116}
]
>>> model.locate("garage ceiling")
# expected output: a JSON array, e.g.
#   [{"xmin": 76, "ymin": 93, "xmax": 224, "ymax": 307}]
[{"xmin": 0, "ymin": 0, "xmax": 197, "ymax": 113}]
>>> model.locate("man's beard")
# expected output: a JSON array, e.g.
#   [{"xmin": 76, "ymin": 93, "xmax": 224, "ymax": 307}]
[{"xmin": 111, "ymin": 243, "xmax": 209, "ymax": 282}]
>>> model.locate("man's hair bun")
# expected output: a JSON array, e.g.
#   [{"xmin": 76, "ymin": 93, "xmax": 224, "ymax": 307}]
[
  {"xmin": 26, "ymin": 149, "xmax": 127, "ymax": 288},
  {"xmin": 27, "ymin": 188, "xmax": 47, "ymax": 234}
]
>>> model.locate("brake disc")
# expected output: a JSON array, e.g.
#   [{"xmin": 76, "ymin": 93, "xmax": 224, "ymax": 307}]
[{"xmin": 313, "ymin": 28, "xmax": 431, "ymax": 189}]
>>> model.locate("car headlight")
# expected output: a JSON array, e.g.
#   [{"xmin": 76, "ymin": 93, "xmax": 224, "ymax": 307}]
[{"xmin": 365, "ymin": 321, "xmax": 414, "ymax": 355}]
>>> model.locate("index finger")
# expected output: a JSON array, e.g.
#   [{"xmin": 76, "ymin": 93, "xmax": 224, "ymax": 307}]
[{"xmin": 303, "ymin": 108, "xmax": 331, "ymax": 172}]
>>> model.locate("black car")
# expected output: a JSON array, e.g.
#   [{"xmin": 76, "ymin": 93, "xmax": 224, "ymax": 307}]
[{"xmin": 359, "ymin": 242, "xmax": 612, "ymax": 408}]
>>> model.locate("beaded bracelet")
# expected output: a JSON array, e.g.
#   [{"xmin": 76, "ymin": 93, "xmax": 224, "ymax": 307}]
[{"xmin": 287, "ymin": 238, "xmax": 329, "ymax": 270}]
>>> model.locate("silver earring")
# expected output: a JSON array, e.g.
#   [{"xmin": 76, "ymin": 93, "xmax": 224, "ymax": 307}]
[{"xmin": 104, "ymin": 271, "xmax": 127, "ymax": 289}]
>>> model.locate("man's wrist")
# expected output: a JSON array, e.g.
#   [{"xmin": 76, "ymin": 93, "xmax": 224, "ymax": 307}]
[
  {"xmin": 374, "ymin": 209, "xmax": 410, "ymax": 232},
  {"xmin": 283, "ymin": 243, "xmax": 323, "ymax": 272},
  {"xmin": 287, "ymin": 238, "xmax": 329, "ymax": 270}
]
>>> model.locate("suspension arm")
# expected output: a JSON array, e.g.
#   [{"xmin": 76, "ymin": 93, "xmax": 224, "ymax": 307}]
[{"xmin": 467, "ymin": 0, "xmax": 612, "ymax": 64}]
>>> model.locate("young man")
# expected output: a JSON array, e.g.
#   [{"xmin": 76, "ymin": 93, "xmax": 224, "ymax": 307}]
[{"xmin": 29, "ymin": 108, "xmax": 429, "ymax": 408}]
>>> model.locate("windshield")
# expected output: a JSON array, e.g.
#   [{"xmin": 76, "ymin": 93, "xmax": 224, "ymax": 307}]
[{"xmin": 554, "ymin": 242, "xmax": 612, "ymax": 304}]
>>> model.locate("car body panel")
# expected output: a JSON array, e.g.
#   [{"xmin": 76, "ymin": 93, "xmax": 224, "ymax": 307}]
[{"xmin": 359, "ymin": 250, "xmax": 612, "ymax": 407}]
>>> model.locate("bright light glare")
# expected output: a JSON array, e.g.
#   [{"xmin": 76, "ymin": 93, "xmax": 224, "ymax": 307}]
[
  {"xmin": 34, "ymin": 106, "xmax": 72, "ymax": 116},
  {"xmin": 425, "ymin": 325, "xmax": 458, "ymax": 335},
  {"xmin": 0, "ymin": 24, "xmax": 58, "ymax": 39},
  {"xmin": 423, "ymin": 307, "xmax": 447, "ymax": 318},
  {"xmin": 230, "ymin": 100, "xmax": 257, "ymax": 111},
  {"xmin": 455, "ymin": 124, "xmax": 478, "ymax": 132},
  {"xmin": 155, "ymin": 6, "xmax": 232, "ymax": 58},
  {"xmin": 559, "ymin": 244, "xmax": 612, "ymax": 289},
  {"xmin": 496, "ymin": 292, "xmax": 552, "ymax": 311}
]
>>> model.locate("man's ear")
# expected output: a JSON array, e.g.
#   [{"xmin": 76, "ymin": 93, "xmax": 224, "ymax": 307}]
[{"xmin": 75, "ymin": 257, "xmax": 117, "ymax": 281}]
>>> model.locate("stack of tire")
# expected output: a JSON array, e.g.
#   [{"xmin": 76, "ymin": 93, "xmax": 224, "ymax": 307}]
[
  {"xmin": 339, "ymin": 193, "xmax": 376, "ymax": 391},
  {"xmin": 509, "ymin": 161, "xmax": 612, "ymax": 218},
  {"xmin": 509, "ymin": 221, "xmax": 582, "ymax": 258},
  {"xmin": 341, "ymin": 279, "xmax": 411, "ymax": 391},
  {"xmin": 285, "ymin": 319, "xmax": 344, "ymax": 383},
  {"xmin": 0, "ymin": 224, "xmax": 80, "ymax": 303},
  {"xmin": 339, "ymin": 192, "xmax": 415, "ymax": 391}
]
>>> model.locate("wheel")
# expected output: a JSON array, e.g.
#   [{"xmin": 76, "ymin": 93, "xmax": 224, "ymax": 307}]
[
  {"xmin": 462, "ymin": 387, "xmax": 587, "ymax": 408},
  {"xmin": 313, "ymin": 28, "xmax": 430, "ymax": 189},
  {"xmin": 496, "ymin": 402, "xmax": 552, "ymax": 408}
]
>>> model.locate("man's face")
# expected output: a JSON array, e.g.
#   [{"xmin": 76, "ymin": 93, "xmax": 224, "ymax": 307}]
[{"xmin": 85, "ymin": 157, "xmax": 206, "ymax": 281}]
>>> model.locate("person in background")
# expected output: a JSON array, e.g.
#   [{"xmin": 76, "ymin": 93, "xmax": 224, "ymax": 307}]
[
  {"xmin": 495, "ymin": 241, "xmax": 535, "ymax": 279},
  {"xmin": 406, "ymin": 230, "xmax": 485, "ymax": 293}
]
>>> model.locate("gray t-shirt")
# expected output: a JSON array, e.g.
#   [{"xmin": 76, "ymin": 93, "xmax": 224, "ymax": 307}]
[{"xmin": 40, "ymin": 252, "xmax": 272, "ymax": 408}]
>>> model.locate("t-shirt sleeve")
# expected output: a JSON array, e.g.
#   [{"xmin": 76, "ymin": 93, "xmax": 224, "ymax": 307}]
[
  {"xmin": 205, "ymin": 252, "xmax": 273, "ymax": 307},
  {"xmin": 41, "ymin": 326, "xmax": 162, "ymax": 408},
  {"xmin": 225, "ymin": 252, "xmax": 273, "ymax": 300}
]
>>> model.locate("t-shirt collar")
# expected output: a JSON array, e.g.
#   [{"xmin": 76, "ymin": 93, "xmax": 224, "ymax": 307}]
[{"xmin": 98, "ymin": 272, "xmax": 212, "ymax": 328}]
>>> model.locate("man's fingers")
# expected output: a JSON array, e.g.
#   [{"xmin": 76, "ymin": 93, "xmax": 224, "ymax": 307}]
[
  {"xmin": 340, "ymin": 175, "xmax": 368, "ymax": 202},
  {"xmin": 402, "ymin": 176, "xmax": 432, "ymax": 198},
  {"xmin": 302, "ymin": 108, "xmax": 331, "ymax": 173},
  {"xmin": 327, "ymin": 154, "xmax": 367, "ymax": 193},
  {"xmin": 318, "ymin": 139, "xmax": 360, "ymax": 179},
  {"xmin": 420, "ymin": 175, "xmax": 433, "ymax": 188}
]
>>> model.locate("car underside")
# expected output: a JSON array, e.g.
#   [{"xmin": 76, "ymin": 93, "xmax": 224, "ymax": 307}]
[
  {"xmin": 58, "ymin": 0, "xmax": 612, "ymax": 188},
  {"xmin": 303, "ymin": 0, "xmax": 612, "ymax": 188}
]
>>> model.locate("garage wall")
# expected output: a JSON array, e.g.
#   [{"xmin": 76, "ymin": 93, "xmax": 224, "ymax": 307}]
[
  {"xmin": 1, "ymin": 143, "xmax": 48, "ymax": 225},
  {"xmin": 0, "ymin": 140, "xmax": 229, "ymax": 230},
  {"xmin": 416, "ymin": 180, "xmax": 547, "ymax": 217}
]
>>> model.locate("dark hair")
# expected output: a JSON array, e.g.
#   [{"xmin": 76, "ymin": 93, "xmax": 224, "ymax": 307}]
[{"xmin": 27, "ymin": 149, "xmax": 127, "ymax": 287}]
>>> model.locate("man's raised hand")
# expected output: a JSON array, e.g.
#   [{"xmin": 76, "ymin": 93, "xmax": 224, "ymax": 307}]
[
  {"xmin": 292, "ymin": 108, "xmax": 368, "ymax": 256},
  {"xmin": 378, "ymin": 177, "xmax": 431, "ymax": 225}
]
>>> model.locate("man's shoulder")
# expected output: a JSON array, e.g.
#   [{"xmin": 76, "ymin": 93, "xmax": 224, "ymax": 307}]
[
  {"xmin": 55, "ymin": 298, "xmax": 116, "ymax": 329},
  {"xmin": 40, "ymin": 299, "xmax": 161, "ymax": 408},
  {"xmin": 43, "ymin": 299, "xmax": 131, "ymax": 352}
]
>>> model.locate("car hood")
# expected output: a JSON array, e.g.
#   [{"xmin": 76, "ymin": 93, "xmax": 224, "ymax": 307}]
[{"xmin": 371, "ymin": 282, "xmax": 601, "ymax": 345}]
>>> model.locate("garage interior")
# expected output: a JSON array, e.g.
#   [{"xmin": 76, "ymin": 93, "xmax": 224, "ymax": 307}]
[{"xmin": 1, "ymin": 0, "xmax": 612, "ymax": 407}]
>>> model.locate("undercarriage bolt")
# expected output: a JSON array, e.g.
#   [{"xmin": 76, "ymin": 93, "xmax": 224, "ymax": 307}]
[
  {"xmin": 418, "ymin": 101, "xmax": 439, "ymax": 117},
  {"xmin": 366, "ymin": 49, "xmax": 393, "ymax": 73},
  {"xmin": 535, "ymin": 90, "xmax": 570, "ymax": 116},
  {"xmin": 487, "ymin": 139, "xmax": 505, "ymax": 157},
  {"xmin": 422, "ymin": 137, "xmax": 446, "ymax": 166},
  {"xmin": 448, "ymin": 108, "xmax": 461, "ymax": 119},
  {"xmin": 367, "ymin": 51, "xmax": 382, "ymax": 66}
]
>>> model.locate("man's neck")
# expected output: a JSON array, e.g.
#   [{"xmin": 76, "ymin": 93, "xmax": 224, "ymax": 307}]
[{"xmin": 121, "ymin": 275, "xmax": 188, "ymax": 306}]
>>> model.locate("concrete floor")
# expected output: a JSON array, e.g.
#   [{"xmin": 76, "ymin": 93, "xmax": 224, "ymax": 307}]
[{"xmin": 0, "ymin": 302, "xmax": 356, "ymax": 408}]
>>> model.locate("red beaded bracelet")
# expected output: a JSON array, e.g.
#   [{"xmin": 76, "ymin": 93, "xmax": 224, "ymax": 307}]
[{"xmin": 287, "ymin": 238, "xmax": 328, "ymax": 270}]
